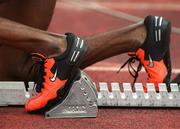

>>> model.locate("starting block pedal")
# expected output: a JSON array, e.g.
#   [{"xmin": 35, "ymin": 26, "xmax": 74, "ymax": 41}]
[{"xmin": 45, "ymin": 71, "xmax": 98, "ymax": 118}]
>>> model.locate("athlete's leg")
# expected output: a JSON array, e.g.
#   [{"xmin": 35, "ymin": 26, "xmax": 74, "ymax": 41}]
[
  {"xmin": 0, "ymin": 16, "xmax": 146, "ymax": 81},
  {"xmin": 81, "ymin": 22, "xmax": 146, "ymax": 68},
  {"xmin": 0, "ymin": 0, "xmax": 147, "ymax": 81},
  {"xmin": 0, "ymin": 0, "xmax": 59, "ymax": 80},
  {"xmin": 0, "ymin": 17, "xmax": 67, "ymax": 57},
  {"xmin": 0, "ymin": 16, "xmax": 145, "ymax": 65},
  {"xmin": 0, "ymin": 0, "xmax": 65, "ymax": 57}
]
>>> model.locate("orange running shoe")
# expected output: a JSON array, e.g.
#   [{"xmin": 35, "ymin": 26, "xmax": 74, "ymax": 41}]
[
  {"xmin": 25, "ymin": 33, "xmax": 88, "ymax": 112},
  {"xmin": 120, "ymin": 16, "xmax": 171, "ymax": 91}
]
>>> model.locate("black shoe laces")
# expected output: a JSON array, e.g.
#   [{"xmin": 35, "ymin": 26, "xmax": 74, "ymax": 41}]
[
  {"xmin": 117, "ymin": 55, "xmax": 142, "ymax": 85},
  {"xmin": 24, "ymin": 60, "xmax": 47, "ymax": 93}
]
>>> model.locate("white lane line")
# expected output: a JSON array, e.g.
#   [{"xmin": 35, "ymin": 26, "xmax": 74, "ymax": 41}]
[
  {"xmin": 85, "ymin": 66, "xmax": 180, "ymax": 74},
  {"xmin": 93, "ymin": 2, "xmax": 180, "ymax": 11},
  {"xmin": 61, "ymin": 0, "xmax": 180, "ymax": 35}
]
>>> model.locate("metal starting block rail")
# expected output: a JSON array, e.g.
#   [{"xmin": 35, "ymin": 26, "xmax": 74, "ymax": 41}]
[
  {"xmin": 0, "ymin": 70, "xmax": 179, "ymax": 119},
  {"xmin": 98, "ymin": 82, "xmax": 180, "ymax": 107}
]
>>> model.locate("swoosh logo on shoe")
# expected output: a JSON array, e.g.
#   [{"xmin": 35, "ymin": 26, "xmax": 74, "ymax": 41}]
[
  {"xmin": 148, "ymin": 54, "xmax": 154, "ymax": 68},
  {"xmin": 50, "ymin": 69, "xmax": 57, "ymax": 82}
]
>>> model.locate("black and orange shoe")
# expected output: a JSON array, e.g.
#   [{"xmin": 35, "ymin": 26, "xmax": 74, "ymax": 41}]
[
  {"xmin": 120, "ymin": 16, "xmax": 171, "ymax": 91},
  {"xmin": 25, "ymin": 33, "xmax": 88, "ymax": 112}
]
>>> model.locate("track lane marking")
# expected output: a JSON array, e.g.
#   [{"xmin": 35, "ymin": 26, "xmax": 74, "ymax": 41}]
[{"xmin": 95, "ymin": 2, "xmax": 180, "ymax": 11}]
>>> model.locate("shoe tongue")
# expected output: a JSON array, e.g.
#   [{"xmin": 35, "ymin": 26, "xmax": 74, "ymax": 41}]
[{"xmin": 31, "ymin": 53, "xmax": 47, "ymax": 62}]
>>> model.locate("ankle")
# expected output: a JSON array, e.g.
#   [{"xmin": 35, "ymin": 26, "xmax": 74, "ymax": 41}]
[
  {"xmin": 58, "ymin": 37, "xmax": 67, "ymax": 54},
  {"xmin": 47, "ymin": 36, "xmax": 67, "ymax": 58},
  {"xmin": 130, "ymin": 24, "xmax": 147, "ymax": 51}
]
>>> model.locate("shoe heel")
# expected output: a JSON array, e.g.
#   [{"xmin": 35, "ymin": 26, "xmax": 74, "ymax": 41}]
[
  {"xmin": 163, "ymin": 47, "xmax": 171, "ymax": 92},
  {"xmin": 162, "ymin": 19, "xmax": 171, "ymax": 91}
]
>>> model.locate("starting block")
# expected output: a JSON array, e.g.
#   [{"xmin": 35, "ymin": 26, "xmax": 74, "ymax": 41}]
[
  {"xmin": 0, "ymin": 70, "xmax": 180, "ymax": 119},
  {"xmin": 45, "ymin": 71, "xmax": 98, "ymax": 118},
  {"xmin": 97, "ymin": 82, "xmax": 180, "ymax": 107}
]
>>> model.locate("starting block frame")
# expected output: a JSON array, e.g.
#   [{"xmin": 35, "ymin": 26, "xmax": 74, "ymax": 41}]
[
  {"xmin": 0, "ymin": 70, "xmax": 180, "ymax": 119},
  {"xmin": 97, "ymin": 82, "xmax": 180, "ymax": 107}
]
